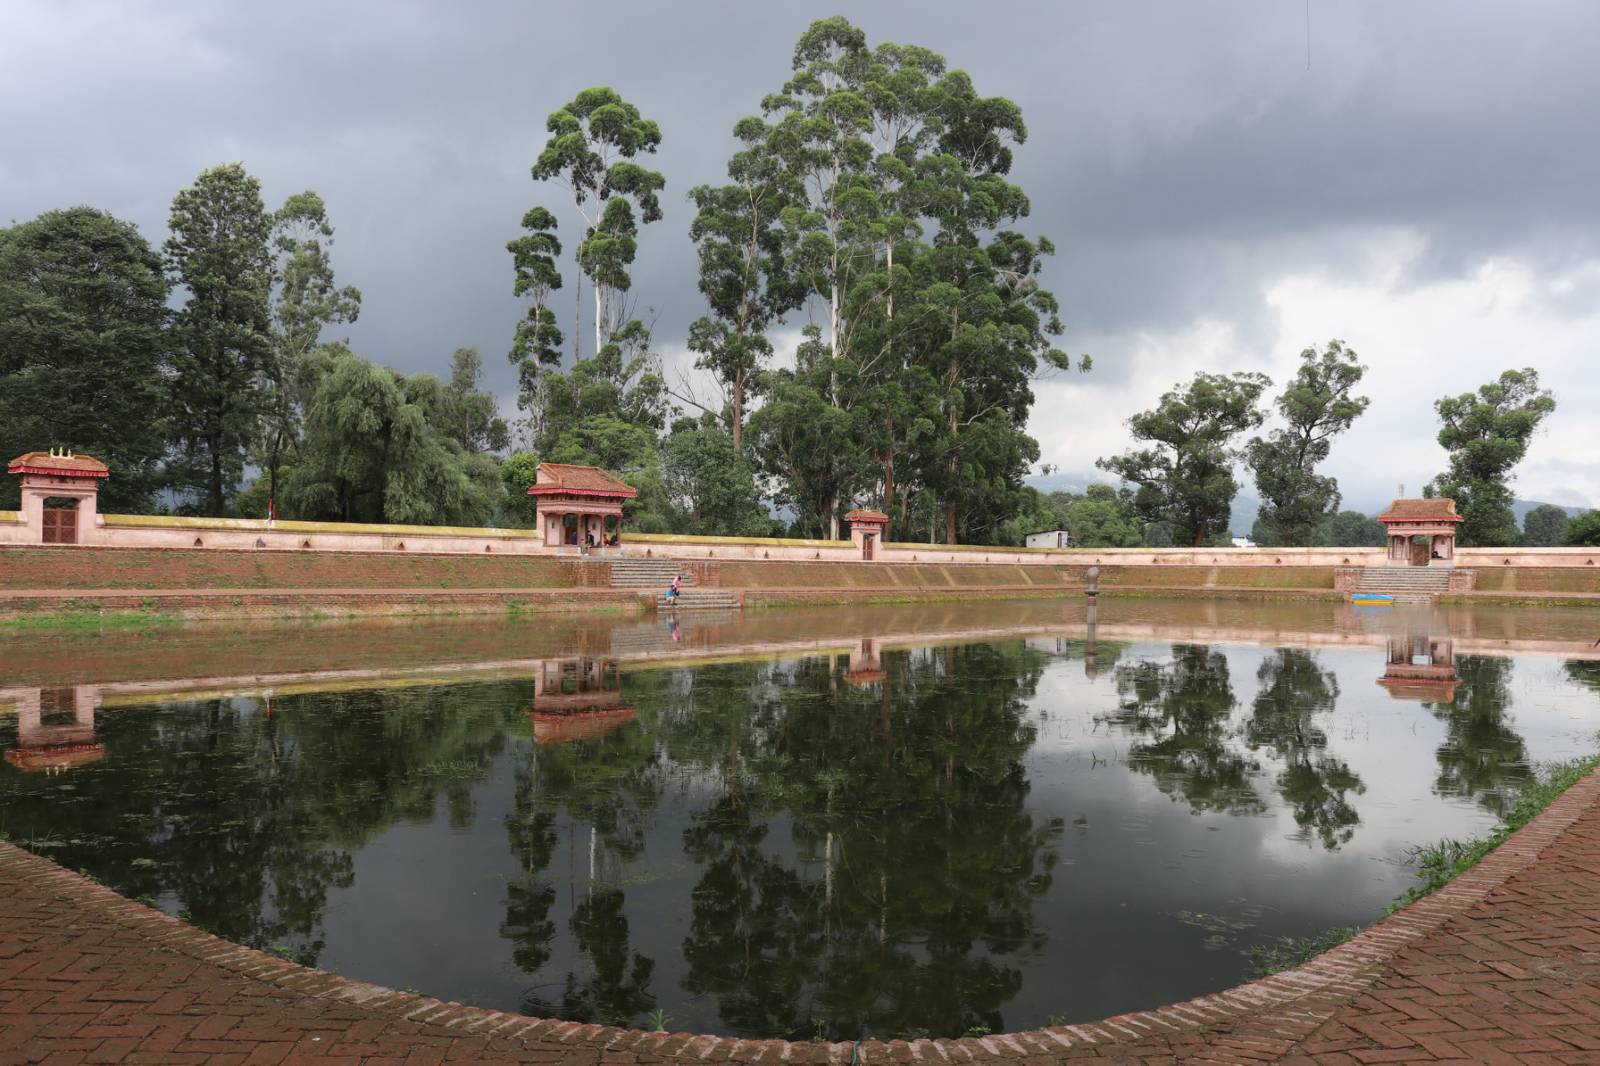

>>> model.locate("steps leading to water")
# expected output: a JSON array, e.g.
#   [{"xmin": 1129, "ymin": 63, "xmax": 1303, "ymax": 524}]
[
  {"xmin": 608, "ymin": 558, "xmax": 700, "ymax": 589},
  {"xmin": 1354, "ymin": 567, "xmax": 1451, "ymax": 603},
  {"xmin": 657, "ymin": 588, "xmax": 741, "ymax": 610}
]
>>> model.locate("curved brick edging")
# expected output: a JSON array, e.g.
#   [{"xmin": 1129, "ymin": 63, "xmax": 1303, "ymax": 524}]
[{"xmin": 4, "ymin": 767, "xmax": 1600, "ymax": 1063}]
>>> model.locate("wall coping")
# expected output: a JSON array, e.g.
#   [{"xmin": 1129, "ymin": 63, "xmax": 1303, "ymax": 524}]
[
  {"xmin": 2, "ymin": 760, "xmax": 1595, "ymax": 1063},
  {"xmin": 102, "ymin": 512, "xmax": 543, "ymax": 539},
  {"xmin": 625, "ymin": 531, "xmax": 852, "ymax": 549}
]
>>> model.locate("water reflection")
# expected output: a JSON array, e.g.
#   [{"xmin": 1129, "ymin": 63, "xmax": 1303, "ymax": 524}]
[
  {"xmin": 3, "ymin": 685, "xmax": 105, "ymax": 772},
  {"xmin": 1105, "ymin": 646, "xmax": 1265, "ymax": 815},
  {"xmin": 1428, "ymin": 655, "xmax": 1530, "ymax": 817},
  {"xmin": 3, "ymin": 609, "xmax": 1596, "ymax": 1039},
  {"xmin": 1247, "ymin": 651, "xmax": 1365, "ymax": 849}
]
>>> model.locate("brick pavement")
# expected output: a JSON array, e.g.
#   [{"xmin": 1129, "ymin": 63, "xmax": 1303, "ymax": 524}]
[{"xmin": 4, "ymin": 769, "xmax": 1600, "ymax": 1064}]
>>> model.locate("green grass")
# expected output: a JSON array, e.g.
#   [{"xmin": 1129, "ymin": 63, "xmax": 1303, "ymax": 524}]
[
  {"xmin": 0, "ymin": 608, "xmax": 180, "ymax": 632},
  {"xmin": 1390, "ymin": 753, "xmax": 1600, "ymax": 912},
  {"xmin": 1248, "ymin": 926, "xmax": 1360, "ymax": 978}
]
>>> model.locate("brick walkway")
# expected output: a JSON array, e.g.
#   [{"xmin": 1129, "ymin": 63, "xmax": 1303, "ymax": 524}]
[{"xmin": 4, "ymin": 769, "xmax": 1600, "ymax": 1064}]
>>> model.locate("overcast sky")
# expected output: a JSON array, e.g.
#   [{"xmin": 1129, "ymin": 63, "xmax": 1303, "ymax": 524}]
[{"xmin": 5, "ymin": 1, "xmax": 1598, "ymax": 511}]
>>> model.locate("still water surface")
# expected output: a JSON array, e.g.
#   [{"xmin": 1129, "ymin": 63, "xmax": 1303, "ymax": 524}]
[{"xmin": 3, "ymin": 602, "xmax": 1600, "ymax": 1039}]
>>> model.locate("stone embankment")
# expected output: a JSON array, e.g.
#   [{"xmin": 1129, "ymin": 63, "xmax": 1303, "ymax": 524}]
[{"xmin": 7, "ymin": 540, "xmax": 1600, "ymax": 621}]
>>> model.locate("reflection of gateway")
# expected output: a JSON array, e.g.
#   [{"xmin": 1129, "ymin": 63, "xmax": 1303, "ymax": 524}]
[
  {"xmin": 843, "ymin": 638, "xmax": 886, "ymax": 686},
  {"xmin": 2, "ymin": 685, "xmax": 105, "ymax": 772},
  {"xmin": 528, "ymin": 658, "xmax": 635, "ymax": 744},
  {"xmin": 1377, "ymin": 634, "xmax": 1459, "ymax": 702}
]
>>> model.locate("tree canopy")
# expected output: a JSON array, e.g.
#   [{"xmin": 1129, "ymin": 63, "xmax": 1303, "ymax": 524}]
[
  {"xmin": 1426, "ymin": 369, "xmax": 1556, "ymax": 547},
  {"xmin": 1098, "ymin": 372, "xmax": 1270, "ymax": 547}
]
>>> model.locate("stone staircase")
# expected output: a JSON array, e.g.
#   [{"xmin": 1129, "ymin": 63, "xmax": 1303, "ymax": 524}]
[
  {"xmin": 1354, "ymin": 567, "xmax": 1452, "ymax": 603},
  {"xmin": 656, "ymin": 587, "xmax": 741, "ymax": 610},
  {"xmin": 608, "ymin": 558, "xmax": 740, "ymax": 611},
  {"xmin": 608, "ymin": 558, "xmax": 698, "ymax": 590}
]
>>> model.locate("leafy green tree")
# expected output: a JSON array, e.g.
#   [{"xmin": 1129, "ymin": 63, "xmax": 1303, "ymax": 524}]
[
  {"xmin": 747, "ymin": 342, "xmax": 874, "ymax": 538},
  {"xmin": 662, "ymin": 416, "xmax": 778, "ymax": 536},
  {"xmin": 686, "ymin": 119, "xmax": 803, "ymax": 452},
  {"xmin": 1562, "ymin": 510, "xmax": 1600, "ymax": 546},
  {"xmin": 506, "ymin": 206, "xmax": 564, "ymax": 431},
  {"xmin": 1425, "ymin": 369, "xmax": 1556, "ymax": 546},
  {"xmin": 747, "ymin": 17, "xmax": 1082, "ymax": 540},
  {"xmin": 260, "ymin": 190, "xmax": 362, "ymax": 511},
  {"xmin": 165, "ymin": 163, "xmax": 276, "ymax": 514},
  {"xmin": 0, "ymin": 207, "xmax": 170, "ymax": 510},
  {"xmin": 499, "ymin": 451, "xmax": 541, "ymax": 525},
  {"xmin": 1314, "ymin": 510, "xmax": 1387, "ymax": 547},
  {"xmin": 435, "ymin": 347, "xmax": 509, "ymax": 455},
  {"xmin": 1098, "ymin": 372, "xmax": 1271, "ymax": 547},
  {"xmin": 533, "ymin": 87, "xmax": 664, "ymax": 356},
  {"xmin": 280, "ymin": 346, "xmax": 501, "ymax": 525},
  {"xmin": 1520, "ymin": 503, "xmax": 1570, "ymax": 547},
  {"xmin": 1245, "ymin": 341, "xmax": 1368, "ymax": 546},
  {"xmin": 1064, "ymin": 484, "xmax": 1143, "ymax": 547}
]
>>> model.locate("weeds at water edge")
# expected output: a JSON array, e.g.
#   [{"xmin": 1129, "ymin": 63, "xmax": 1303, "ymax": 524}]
[
  {"xmin": 1247, "ymin": 926, "xmax": 1359, "ymax": 978},
  {"xmin": 1388, "ymin": 753, "xmax": 1600, "ymax": 913}
]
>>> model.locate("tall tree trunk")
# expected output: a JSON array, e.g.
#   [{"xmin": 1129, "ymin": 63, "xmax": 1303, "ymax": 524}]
[
  {"xmin": 882, "ymin": 443, "xmax": 895, "ymax": 517},
  {"xmin": 208, "ymin": 434, "xmax": 224, "ymax": 516},
  {"xmin": 946, "ymin": 503, "xmax": 958, "ymax": 545},
  {"xmin": 732, "ymin": 367, "xmax": 743, "ymax": 453},
  {"xmin": 594, "ymin": 282, "xmax": 604, "ymax": 355}
]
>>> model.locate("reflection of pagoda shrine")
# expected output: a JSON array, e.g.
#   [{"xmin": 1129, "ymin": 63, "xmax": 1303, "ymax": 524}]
[
  {"xmin": 1377, "ymin": 634, "xmax": 1459, "ymax": 702},
  {"xmin": 528, "ymin": 658, "xmax": 635, "ymax": 744},
  {"xmin": 3, "ymin": 686, "xmax": 105, "ymax": 772},
  {"xmin": 843, "ymin": 638, "xmax": 886, "ymax": 686}
]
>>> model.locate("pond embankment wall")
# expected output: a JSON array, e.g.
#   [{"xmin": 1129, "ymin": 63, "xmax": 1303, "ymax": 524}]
[{"xmin": 6, "ymin": 513, "xmax": 1600, "ymax": 618}]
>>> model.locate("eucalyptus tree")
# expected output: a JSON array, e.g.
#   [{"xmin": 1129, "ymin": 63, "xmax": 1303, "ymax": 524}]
[
  {"xmin": 1099, "ymin": 371, "xmax": 1271, "ymax": 547},
  {"xmin": 532, "ymin": 87, "xmax": 664, "ymax": 357},
  {"xmin": 1426, "ymin": 368, "xmax": 1556, "ymax": 546},
  {"xmin": 748, "ymin": 17, "xmax": 1082, "ymax": 539},
  {"xmin": 261, "ymin": 190, "xmax": 362, "ymax": 508},
  {"xmin": 506, "ymin": 206, "xmax": 564, "ymax": 438},
  {"xmin": 686, "ymin": 117, "xmax": 803, "ymax": 451},
  {"xmin": 1245, "ymin": 341, "xmax": 1368, "ymax": 547},
  {"xmin": 165, "ymin": 163, "xmax": 276, "ymax": 514},
  {"xmin": 0, "ymin": 207, "xmax": 170, "ymax": 510}
]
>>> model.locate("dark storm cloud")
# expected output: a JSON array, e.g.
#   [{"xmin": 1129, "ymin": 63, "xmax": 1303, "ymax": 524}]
[{"xmin": 5, "ymin": 1, "xmax": 1599, "ymax": 498}]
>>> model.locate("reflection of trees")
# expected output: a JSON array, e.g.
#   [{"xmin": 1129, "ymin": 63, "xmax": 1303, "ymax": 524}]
[
  {"xmin": 1564, "ymin": 660, "xmax": 1600, "ymax": 696},
  {"xmin": 1, "ymin": 682, "xmax": 520, "ymax": 965},
  {"xmin": 662, "ymin": 644, "xmax": 1061, "ymax": 1040},
  {"xmin": 1427, "ymin": 656, "xmax": 1529, "ymax": 817},
  {"xmin": 1105, "ymin": 645, "xmax": 1263, "ymax": 814},
  {"xmin": 501, "ymin": 712, "xmax": 663, "ymax": 1025},
  {"xmin": 1244, "ymin": 650, "xmax": 1364, "ymax": 850}
]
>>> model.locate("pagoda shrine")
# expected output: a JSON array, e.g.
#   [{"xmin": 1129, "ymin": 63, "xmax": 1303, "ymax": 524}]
[
  {"xmin": 526, "ymin": 463, "xmax": 637, "ymax": 551},
  {"xmin": 1376, "ymin": 498, "xmax": 1463, "ymax": 567}
]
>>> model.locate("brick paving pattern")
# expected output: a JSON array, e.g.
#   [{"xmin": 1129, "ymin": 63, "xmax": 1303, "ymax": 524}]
[{"xmin": 4, "ymin": 770, "xmax": 1600, "ymax": 1064}]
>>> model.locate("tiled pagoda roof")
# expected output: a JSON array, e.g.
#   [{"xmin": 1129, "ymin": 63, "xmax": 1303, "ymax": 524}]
[
  {"xmin": 526, "ymin": 463, "xmax": 637, "ymax": 499},
  {"xmin": 7, "ymin": 451, "xmax": 109, "ymax": 478},
  {"xmin": 1376, "ymin": 498, "xmax": 1463, "ymax": 523}
]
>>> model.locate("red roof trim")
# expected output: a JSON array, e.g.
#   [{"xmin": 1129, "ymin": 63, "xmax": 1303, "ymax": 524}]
[
  {"xmin": 526, "ymin": 485, "xmax": 638, "ymax": 499},
  {"xmin": 1376, "ymin": 512, "xmax": 1464, "ymax": 524},
  {"xmin": 6, "ymin": 463, "xmax": 110, "ymax": 479}
]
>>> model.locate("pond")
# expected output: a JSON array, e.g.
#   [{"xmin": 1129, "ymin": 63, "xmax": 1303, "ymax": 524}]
[{"xmin": 3, "ymin": 599, "xmax": 1600, "ymax": 1041}]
